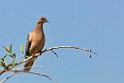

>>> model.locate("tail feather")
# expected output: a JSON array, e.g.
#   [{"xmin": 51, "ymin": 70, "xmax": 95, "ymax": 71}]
[{"xmin": 23, "ymin": 58, "xmax": 36, "ymax": 72}]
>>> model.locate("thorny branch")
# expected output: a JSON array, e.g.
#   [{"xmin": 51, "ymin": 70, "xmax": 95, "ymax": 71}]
[{"xmin": 0, "ymin": 46, "xmax": 97, "ymax": 82}]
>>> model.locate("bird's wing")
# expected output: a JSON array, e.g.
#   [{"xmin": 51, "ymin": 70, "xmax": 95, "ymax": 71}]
[
  {"xmin": 25, "ymin": 33, "xmax": 31, "ymax": 56},
  {"xmin": 23, "ymin": 32, "xmax": 34, "ymax": 72},
  {"xmin": 24, "ymin": 29, "xmax": 45, "ymax": 72}
]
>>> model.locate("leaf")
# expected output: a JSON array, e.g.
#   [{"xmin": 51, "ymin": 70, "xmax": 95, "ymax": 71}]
[
  {"xmin": 20, "ymin": 44, "xmax": 24, "ymax": 54},
  {"xmin": 0, "ymin": 62, "xmax": 2, "ymax": 66},
  {"xmin": 0, "ymin": 62, "xmax": 4, "ymax": 67},
  {"xmin": 6, "ymin": 64, "xmax": 13, "ymax": 68},
  {"xmin": 9, "ymin": 55, "xmax": 14, "ymax": 59},
  {"xmin": 0, "ymin": 58, "xmax": 7, "ymax": 67},
  {"xmin": 24, "ymin": 55, "xmax": 29, "ymax": 58},
  {"xmin": 3, "ymin": 46, "xmax": 10, "ymax": 53},
  {"xmin": 3, "ymin": 54, "xmax": 7, "ymax": 59},
  {"xmin": 6, "ymin": 60, "xmax": 15, "ymax": 68},
  {"xmin": 0, "ymin": 57, "xmax": 4, "ymax": 62},
  {"xmin": 0, "ymin": 54, "xmax": 7, "ymax": 62},
  {"xmin": 9, "ymin": 44, "xmax": 13, "ymax": 53},
  {"xmin": 4, "ymin": 60, "xmax": 7, "ymax": 67},
  {"xmin": 13, "ymin": 54, "xmax": 16, "ymax": 59},
  {"xmin": 9, "ymin": 53, "xmax": 16, "ymax": 59},
  {"xmin": 3, "ymin": 44, "xmax": 12, "ymax": 53},
  {"xmin": 1, "ymin": 61, "xmax": 6, "ymax": 67},
  {"xmin": 10, "ymin": 60, "xmax": 15, "ymax": 64}
]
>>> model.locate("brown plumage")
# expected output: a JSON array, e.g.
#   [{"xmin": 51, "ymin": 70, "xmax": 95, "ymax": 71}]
[{"xmin": 23, "ymin": 16, "xmax": 48, "ymax": 72}]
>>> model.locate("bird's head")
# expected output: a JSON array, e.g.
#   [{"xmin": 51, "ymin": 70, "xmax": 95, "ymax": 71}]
[{"xmin": 37, "ymin": 16, "xmax": 49, "ymax": 24}]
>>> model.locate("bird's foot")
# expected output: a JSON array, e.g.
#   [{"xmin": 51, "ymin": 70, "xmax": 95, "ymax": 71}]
[
  {"xmin": 31, "ymin": 53, "xmax": 35, "ymax": 57},
  {"xmin": 39, "ymin": 51, "xmax": 42, "ymax": 55}
]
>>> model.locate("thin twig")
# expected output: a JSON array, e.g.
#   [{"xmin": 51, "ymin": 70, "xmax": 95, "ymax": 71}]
[
  {"xmin": 31, "ymin": 66, "xmax": 52, "ymax": 69},
  {"xmin": 0, "ymin": 72, "xmax": 15, "ymax": 83},
  {"xmin": 8, "ymin": 69, "xmax": 56, "ymax": 82},
  {"xmin": 20, "ymin": 65, "xmax": 52, "ymax": 70},
  {"xmin": 42, "ymin": 46, "xmax": 97, "ymax": 55},
  {"xmin": 51, "ymin": 50, "xmax": 58, "ymax": 58},
  {"xmin": 26, "ymin": 71, "xmax": 56, "ymax": 81}
]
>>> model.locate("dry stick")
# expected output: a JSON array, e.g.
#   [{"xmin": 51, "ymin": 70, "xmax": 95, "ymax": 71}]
[
  {"xmin": 26, "ymin": 71, "xmax": 56, "ymax": 81},
  {"xmin": 29, "ymin": 66, "xmax": 52, "ymax": 69},
  {"xmin": 42, "ymin": 46, "xmax": 97, "ymax": 55},
  {"xmin": 0, "ymin": 69, "xmax": 55, "ymax": 83},
  {"xmin": 0, "ymin": 72, "xmax": 15, "ymax": 83},
  {"xmin": 10, "ymin": 69, "xmax": 55, "ymax": 82},
  {"xmin": 0, "ymin": 66, "xmax": 52, "ymax": 83},
  {"xmin": 0, "ymin": 46, "xmax": 97, "ymax": 75}
]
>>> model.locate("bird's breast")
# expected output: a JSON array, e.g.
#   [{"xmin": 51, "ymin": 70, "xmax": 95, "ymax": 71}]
[{"xmin": 29, "ymin": 31, "xmax": 45, "ymax": 54}]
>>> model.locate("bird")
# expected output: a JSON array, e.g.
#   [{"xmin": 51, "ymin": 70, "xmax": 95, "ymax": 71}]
[{"xmin": 23, "ymin": 16, "xmax": 48, "ymax": 72}]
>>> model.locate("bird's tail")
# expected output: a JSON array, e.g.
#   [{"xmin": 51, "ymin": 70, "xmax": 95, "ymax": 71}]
[{"xmin": 23, "ymin": 57, "xmax": 37, "ymax": 72}]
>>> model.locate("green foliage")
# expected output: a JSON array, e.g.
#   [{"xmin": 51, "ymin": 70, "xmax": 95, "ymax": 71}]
[
  {"xmin": 0, "ymin": 55, "xmax": 7, "ymax": 68},
  {"xmin": 3, "ymin": 44, "xmax": 13, "ymax": 53},
  {"xmin": 20, "ymin": 44, "xmax": 24, "ymax": 54},
  {"xmin": 0, "ymin": 44, "xmax": 25, "ymax": 69}
]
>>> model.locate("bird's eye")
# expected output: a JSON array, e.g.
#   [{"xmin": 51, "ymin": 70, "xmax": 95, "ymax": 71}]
[{"xmin": 41, "ymin": 18, "xmax": 45, "ymax": 20}]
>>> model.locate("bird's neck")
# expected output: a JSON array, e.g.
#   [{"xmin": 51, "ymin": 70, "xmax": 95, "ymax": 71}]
[{"xmin": 35, "ymin": 23, "xmax": 44, "ymax": 31}]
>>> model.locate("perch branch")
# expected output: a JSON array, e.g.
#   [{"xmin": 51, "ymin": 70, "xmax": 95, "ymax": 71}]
[
  {"xmin": 42, "ymin": 46, "xmax": 97, "ymax": 55},
  {"xmin": 0, "ymin": 46, "xmax": 97, "ymax": 75}
]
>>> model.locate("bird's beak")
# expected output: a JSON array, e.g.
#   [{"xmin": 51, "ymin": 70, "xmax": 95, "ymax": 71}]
[{"xmin": 46, "ymin": 20, "xmax": 49, "ymax": 23}]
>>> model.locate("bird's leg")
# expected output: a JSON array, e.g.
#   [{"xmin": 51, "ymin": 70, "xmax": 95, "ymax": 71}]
[{"xmin": 31, "ymin": 53, "xmax": 35, "ymax": 56}]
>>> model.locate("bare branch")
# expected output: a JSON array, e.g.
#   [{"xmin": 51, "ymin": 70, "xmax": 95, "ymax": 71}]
[
  {"xmin": 25, "ymin": 71, "xmax": 56, "ymax": 81},
  {"xmin": 0, "ymin": 72, "xmax": 15, "ymax": 83},
  {"xmin": 0, "ymin": 46, "xmax": 97, "ymax": 75},
  {"xmin": 9, "ymin": 69, "xmax": 56, "ymax": 82},
  {"xmin": 31, "ymin": 66, "xmax": 52, "ymax": 69},
  {"xmin": 20, "ymin": 65, "xmax": 52, "ymax": 70},
  {"xmin": 42, "ymin": 46, "xmax": 97, "ymax": 55},
  {"xmin": 0, "ymin": 68, "xmax": 56, "ymax": 83}
]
